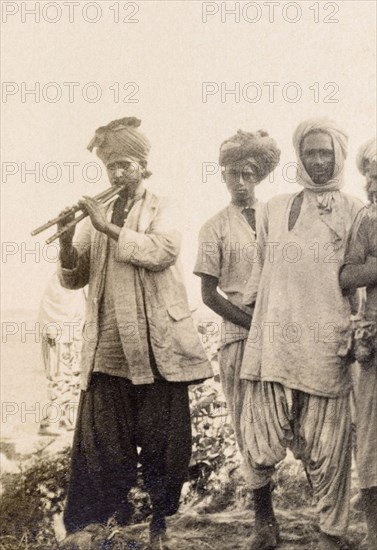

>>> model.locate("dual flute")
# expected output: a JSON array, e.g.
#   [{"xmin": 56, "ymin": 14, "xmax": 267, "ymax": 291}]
[{"xmin": 31, "ymin": 183, "xmax": 125, "ymax": 244}]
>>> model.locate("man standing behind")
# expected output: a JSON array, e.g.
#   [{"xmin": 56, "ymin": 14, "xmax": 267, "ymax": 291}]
[
  {"xmin": 240, "ymin": 119, "xmax": 363, "ymax": 550},
  {"xmin": 194, "ymin": 129, "xmax": 280, "ymax": 461},
  {"xmin": 58, "ymin": 117, "xmax": 213, "ymax": 548},
  {"xmin": 38, "ymin": 272, "xmax": 86, "ymax": 435},
  {"xmin": 340, "ymin": 138, "xmax": 377, "ymax": 550}
]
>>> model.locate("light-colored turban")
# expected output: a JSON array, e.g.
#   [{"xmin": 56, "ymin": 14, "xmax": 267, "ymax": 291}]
[
  {"xmin": 292, "ymin": 118, "xmax": 349, "ymax": 247},
  {"xmin": 219, "ymin": 129, "xmax": 280, "ymax": 182},
  {"xmin": 356, "ymin": 137, "xmax": 377, "ymax": 175},
  {"xmin": 87, "ymin": 117, "xmax": 151, "ymax": 166},
  {"xmin": 292, "ymin": 117, "xmax": 348, "ymax": 193}
]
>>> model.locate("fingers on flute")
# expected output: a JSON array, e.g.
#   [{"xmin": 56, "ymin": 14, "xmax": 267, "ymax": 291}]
[
  {"xmin": 78, "ymin": 198, "xmax": 90, "ymax": 212},
  {"xmin": 58, "ymin": 207, "xmax": 75, "ymax": 226},
  {"xmin": 79, "ymin": 196, "xmax": 96, "ymax": 206}
]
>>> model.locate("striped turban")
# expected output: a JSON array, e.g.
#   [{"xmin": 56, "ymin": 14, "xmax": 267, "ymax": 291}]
[
  {"xmin": 219, "ymin": 129, "xmax": 280, "ymax": 182},
  {"xmin": 293, "ymin": 117, "xmax": 348, "ymax": 193},
  {"xmin": 87, "ymin": 117, "xmax": 151, "ymax": 166},
  {"xmin": 356, "ymin": 137, "xmax": 377, "ymax": 175}
]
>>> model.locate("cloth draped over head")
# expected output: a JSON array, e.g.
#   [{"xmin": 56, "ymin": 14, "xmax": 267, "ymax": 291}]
[
  {"xmin": 87, "ymin": 117, "xmax": 151, "ymax": 167},
  {"xmin": 356, "ymin": 137, "xmax": 377, "ymax": 175},
  {"xmin": 293, "ymin": 117, "xmax": 348, "ymax": 194},
  {"xmin": 292, "ymin": 117, "xmax": 349, "ymax": 248},
  {"xmin": 219, "ymin": 129, "xmax": 280, "ymax": 182}
]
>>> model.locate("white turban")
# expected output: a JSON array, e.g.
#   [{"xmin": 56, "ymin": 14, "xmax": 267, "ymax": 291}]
[
  {"xmin": 356, "ymin": 138, "xmax": 377, "ymax": 175},
  {"xmin": 292, "ymin": 117, "xmax": 348, "ymax": 193},
  {"xmin": 292, "ymin": 118, "xmax": 349, "ymax": 248}
]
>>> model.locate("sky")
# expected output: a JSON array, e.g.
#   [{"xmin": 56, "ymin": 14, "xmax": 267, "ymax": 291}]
[{"xmin": 1, "ymin": 0, "xmax": 376, "ymax": 315}]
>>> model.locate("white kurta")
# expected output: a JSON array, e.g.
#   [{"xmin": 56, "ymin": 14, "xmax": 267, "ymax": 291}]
[{"xmin": 241, "ymin": 190, "xmax": 363, "ymax": 398}]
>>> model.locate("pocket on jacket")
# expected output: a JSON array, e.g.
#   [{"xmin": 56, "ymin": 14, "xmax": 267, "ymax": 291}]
[{"xmin": 166, "ymin": 302, "xmax": 207, "ymax": 364}]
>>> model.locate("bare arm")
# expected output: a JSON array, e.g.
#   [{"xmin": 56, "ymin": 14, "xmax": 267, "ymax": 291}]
[{"xmin": 201, "ymin": 275, "xmax": 252, "ymax": 330}]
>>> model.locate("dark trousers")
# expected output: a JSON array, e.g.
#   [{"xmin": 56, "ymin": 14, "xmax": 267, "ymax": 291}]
[{"xmin": 64, "ymin": 373, "xmax": 192, "ymax": 533}]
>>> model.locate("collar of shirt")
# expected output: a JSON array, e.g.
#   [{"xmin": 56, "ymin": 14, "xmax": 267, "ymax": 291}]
[{"xmin": 230, "ymin": 200, "xmax": 258, "ymax": 212}]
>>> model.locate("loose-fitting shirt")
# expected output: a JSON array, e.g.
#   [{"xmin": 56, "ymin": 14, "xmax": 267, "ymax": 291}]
[
  {"xmin": 241, "ymin": 191, "xmax": 363, "ymax": 398},
  {"xmin": 93, "ymin": 237, "xmax": 130, "ymax": 377},
  {"xmin": 194, "ymin": 203, "xmax": 261, "ymax": 347}
]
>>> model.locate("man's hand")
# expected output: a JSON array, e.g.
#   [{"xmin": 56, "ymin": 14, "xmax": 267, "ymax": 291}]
[
  {"xmin": 78, "ymin": 196, "xmax": 108, "ymax": 233},
  {"xmin": 58, "ymin": 207, "xmax": 76, "ymax": 248}
]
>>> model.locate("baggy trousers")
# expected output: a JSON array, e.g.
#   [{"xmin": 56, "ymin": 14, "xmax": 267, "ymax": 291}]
[
  {"xmin": 64, "ymin": 373, "xmax": 192, "ymax": 533},
  {"xmin": 219, "ymin": 339, "xmax": 248, "ymax": 454},
  {"xmin": 353, "ymin": 359, "xmax": 377, "ymax": 489},
  {"xmin": 241, "ymin": 381, "xmax": 352, "ymax": 537}
]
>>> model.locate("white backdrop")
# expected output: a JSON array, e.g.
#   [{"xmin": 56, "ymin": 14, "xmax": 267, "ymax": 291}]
[{"xmin": 1, "ymin": 0, "xmax": 376, "ymax": 314}]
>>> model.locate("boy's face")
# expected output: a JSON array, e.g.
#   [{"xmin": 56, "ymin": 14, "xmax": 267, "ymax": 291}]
[{"xmin": 222, "ymin": 157, "xmax": 260, "ymax": 206}]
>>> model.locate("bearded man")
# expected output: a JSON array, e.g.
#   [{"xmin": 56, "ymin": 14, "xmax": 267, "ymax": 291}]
[
  {"xmin": 340, "ymin": 138, "xmax": 377, "ymax": 550},
  {"xmin": 58, "ymin": 117, "xmax": 213, "ymax": 548},
  {"xmin": 240, "ymin": 118, "xmax": 363, "ymax": 550}
]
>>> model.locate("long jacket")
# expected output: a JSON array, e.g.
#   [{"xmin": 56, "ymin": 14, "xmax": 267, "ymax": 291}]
[{"xmin": 59, "ymin": 189, "xmax": 213, "ymax": 390}]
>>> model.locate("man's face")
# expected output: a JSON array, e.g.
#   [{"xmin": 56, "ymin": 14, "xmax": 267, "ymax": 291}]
[
  {"xmin": 106, "ymin": 157, "xmax": 144, "ymax": 197},
  {"xmin": 300, "ymin": 132, "xmax": 335, "ymax": 185},
  {"xmin": 365, "ymin": 159, "xmax": 377, "ymax": 203},
  {"xmin": 222, "ymin": 157, "xmax": 260, "ymax": 206}
]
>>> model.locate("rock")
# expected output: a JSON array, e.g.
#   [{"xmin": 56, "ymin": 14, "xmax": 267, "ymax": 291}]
[
  {"xmin": 60, "ymin": 524, "xmax": 106, "ymax": 549},
  {"xmin": 60, "ymin": 530, "xmax": 93, "ymax": 549}
]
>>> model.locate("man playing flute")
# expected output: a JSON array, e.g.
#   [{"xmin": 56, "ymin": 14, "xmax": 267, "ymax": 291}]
[{"xmin": 58, "ymin": 117, "xmax": 213, "ymax": 548}]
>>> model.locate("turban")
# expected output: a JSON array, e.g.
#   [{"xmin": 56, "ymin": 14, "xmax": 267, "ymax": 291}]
[
  {"xmin": 292, "ymin": 117, "xmax": 348, "ymax": 193},
  {"xmin": 292, "ymin": 118, "xmax": 349, "ymax": 248},
  {"xmin": 356, "ymin": 137, "xmax": 377, "ymax": 175},
  {"xmin": 87, "ymin": 117, "xmax": 151, "ymax": 166},
  {"xmin": 219, "ymin": 129, "xmax": 280, "ymax": 182}
]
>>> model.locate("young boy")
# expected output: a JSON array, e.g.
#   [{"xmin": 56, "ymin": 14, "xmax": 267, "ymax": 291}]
[{"xmin": 194, "ymin": 129, "xmax": 280, "ymax": 456}]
